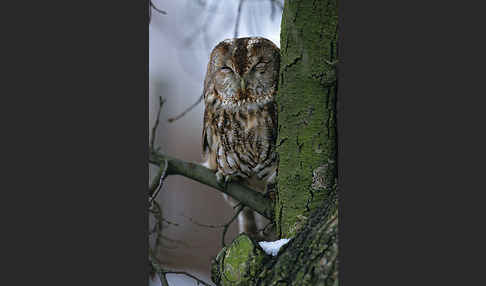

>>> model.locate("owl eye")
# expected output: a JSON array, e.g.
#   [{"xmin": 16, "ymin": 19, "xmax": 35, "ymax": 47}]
[
  {"xmin": 255, "ymin": 63, "xmax": 266, "ymax": 69},
  {"xmin": 254, "ymin": 62, "xmax": 267, "ymax": 73},
  {"xmin": 220, "ymin": 66, "xmax": 232, "ymax": 72}
]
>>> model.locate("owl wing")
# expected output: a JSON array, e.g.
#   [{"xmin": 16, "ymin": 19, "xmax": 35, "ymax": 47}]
[
  {"xmin": 202, "ymin": 106, "xmax": 210, "ymax": 155},
  {"xmin": 201, "ymin": 99, "xmax": 218, "ymax": 170}
]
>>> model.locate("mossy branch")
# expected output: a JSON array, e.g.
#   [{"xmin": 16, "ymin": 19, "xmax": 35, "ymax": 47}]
[{"xmin": 149, "ymin": 149, "xmax": 274, "ymax": 220}]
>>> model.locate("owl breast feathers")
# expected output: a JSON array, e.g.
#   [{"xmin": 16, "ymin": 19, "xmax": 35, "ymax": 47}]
[{"xmin": 201, "ymin": 37, "xmax": 280, "ymax": 191}]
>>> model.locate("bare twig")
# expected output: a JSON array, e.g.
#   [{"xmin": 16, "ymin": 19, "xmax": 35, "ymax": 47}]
[
  {"xmin": 150, "ymin": 200, "xmax": 164, "ymax": 254},
  {"xmin": 149, "ymin": 197, "xmax": 183, "ymax": 254},
  {"xmin": 194, "ymin": 0, "xmax": 207, "ymax": 7},
  {"xmin": 267, "ymin": 0, "xmax": 284, "ymax": 20},
  {"xmin": 161, "ymin": 235, "xmax": 189, "ymax": 246},
  {"xmin": 269, "ymin": 0, "xmax": 276, "ymax": 20},
  {"xmin": 234, "ymin": 0, "xmax": 246, "ymax": 38},
  {"xmin": 257, "ymin": 221, "xmax": 275, "ymax": 236},
  {"xmin": 148, "ymin": 92, "xmax": 212, "ymax": 286},
  {"xmin": 269, "ymin": 0, "xmax": 283, "ymax": 10},
  {"xmin": 185, "ymin": 215, "xmax": 228, "ymax": 229},
  {"xmin": 222, "ymin": 205, "xmax": 244, "ymax": 247},
  {"xmin": 149, "ymin": 201, "xmax": 187, "ymax": 251},
  {"xmin": 149, "ymin": 208, "xmax": 180, "ymax": 227},
  {"xmin": 151, "ymin": 245, "xmax": 210, "ymax": 285},
  {"xmin": 162, "ymin": 218, "xmax": 179, "ymax": 226},
  {"xmin": 149, "ymin": 249, "xmax": 170, "ymax": 286},
  {"xmin": 167, "ymin": 93, "xmax": 204, "ymax": 123},
  {"xmin": 163, "ymin": 271, "xmax": 212, "ymax": 286},
  {"xmin": 183, "ymin": 204, "xmax": 244, "ymax": 247},
  {"xmin": 148, "ymin": 0, "xmax": 152, "ymax": 24},
  {"xmin": 151, "ymin": 1, "xmax": 167, "ymax": 15},
  {"xmin": 149, "ymin": 159, "xmax": 168, "ymax": 203},
  {"xmin": 150, "ymin": 96, "xmax": 165, "ymax": 150},
  {"xmin": 148, "ymin": 96, "xmax": 167, "ymax": 203},
  {"xmin": 149, "ymin": 210, "xmax": 179, "ymax": 229},
  {"xmin": 149, "ymin": 0, "xmax": 167, "ymax": 25}
]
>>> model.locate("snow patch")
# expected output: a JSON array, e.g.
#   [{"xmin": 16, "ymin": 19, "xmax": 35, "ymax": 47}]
[{"xmin": 258, "ymin": 238, "xmax": 291, "ymax": 256}]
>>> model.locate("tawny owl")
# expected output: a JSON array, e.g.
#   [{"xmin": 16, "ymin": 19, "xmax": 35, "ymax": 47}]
[{"xmin": 201, "ymin": 37, "xmax": 280, "ymax": 240}]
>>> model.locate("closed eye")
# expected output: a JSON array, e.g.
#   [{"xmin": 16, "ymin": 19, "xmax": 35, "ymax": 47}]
[
  {"xmin": 254, "ymin": 62, "xmax": 267, "ymax": 73},
  {"xmin": 255, "ymin": 63, "xmax": 266, "ymax": 69},
  {"xmin": 221, "ymin": 66, "xmax": 232, "ymax": 72}
]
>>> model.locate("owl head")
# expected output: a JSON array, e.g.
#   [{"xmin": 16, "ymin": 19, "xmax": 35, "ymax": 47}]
[{"xmin": 203, "ymin": 37, "xmax": 280, "ymax": 109}]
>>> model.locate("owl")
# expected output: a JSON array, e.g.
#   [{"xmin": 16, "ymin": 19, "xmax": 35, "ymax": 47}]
[{"xmin": 201, "ymin": 37, "xmax": 280, "ymax": 240}]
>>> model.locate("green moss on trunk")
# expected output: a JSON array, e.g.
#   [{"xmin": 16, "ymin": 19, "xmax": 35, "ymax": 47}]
[
  {"xmin": 212, "ymin": 234, "xmax": 270, "ymax": 286},
  {"xmin": 276, "ymin": 0, "xmax": 338, "ymax": 237},
  {"xmin": 212, "ymin": 194, "xmax": 339, "ymax": 286},
  {"xmin": 256, "ymin": 195, "xmax": 339, "ymax": 286}
]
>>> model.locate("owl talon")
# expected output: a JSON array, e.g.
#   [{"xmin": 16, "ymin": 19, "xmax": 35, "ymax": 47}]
[
  {"xmin": 216, "ymin": 171, "xmax": 233, "ymax": 189},
  {"xmin": 225, "ymin": 175, "xmax": 232, "ymax": 184},
  {"xmin": 215, "ymin": 171, "xmax": 225, "ymax": 186},
  {"xmin": 222, "ymin": 175, "xmax": 234, "ymax": 190},
  {"xmin": 264, "ymin": 182, "xmax": 276, "ymax": 195},
  {"xmin": 264, "ymin": 182, "xmax": 277, "ymax": 200}
]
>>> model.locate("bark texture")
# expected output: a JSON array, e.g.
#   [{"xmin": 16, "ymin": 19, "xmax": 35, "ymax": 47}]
[
  {"xmin": 276, "ymin": 0, "xmax": 338, "ymax": 238},
  {"xmin": 255, "ymin": 194, "xmax": 338, "ymax": 285},
  {"xmin": 212, "ymin": 192, "xmax": 338, "ymax": 286},
  {"xmin": 212, "ymin": 234, "xmax": 270, "ymax": 286}
]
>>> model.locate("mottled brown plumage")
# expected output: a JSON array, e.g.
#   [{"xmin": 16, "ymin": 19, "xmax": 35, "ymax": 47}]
[{"xmin": 201, "ymin": 37, "xmax": 280, "ymax": 239}]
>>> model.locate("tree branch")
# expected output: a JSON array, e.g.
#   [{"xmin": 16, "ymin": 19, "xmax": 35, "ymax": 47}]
[
  {"xmin": 149, "ymin": 159, "xmax": 168, "ymax": 204},
  {"xmin": 150, "ymin": 96, "xmax": 165, "ymax": 150},
  {"xmin": 221, "ymin": 205, "xmax": 244, "ymax": 247},
  {"xmin": 149, "ymin": 149, "xmax": 274, "ymax": 220}
]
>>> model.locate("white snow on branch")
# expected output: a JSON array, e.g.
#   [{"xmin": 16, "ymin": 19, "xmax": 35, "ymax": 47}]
[{"xmin": 258, "ymin": 238, "xmax": 291, "ymax": 256}]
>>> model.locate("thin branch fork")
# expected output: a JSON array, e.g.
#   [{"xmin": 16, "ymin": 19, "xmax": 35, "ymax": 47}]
[
  {"xmin": 149, "ymin": 0, "xmax": 167, "ymax": 25},
  {"xmin": 150, "ymin": 1, "xmax": 167, "ymax": 15},
  {"xmin": 149, "ymin": 149, "xmax": 274, "ymax": 220},
  {"xmin": 186, "ymin": 204, "xmax": 244, "ymax": 247}
]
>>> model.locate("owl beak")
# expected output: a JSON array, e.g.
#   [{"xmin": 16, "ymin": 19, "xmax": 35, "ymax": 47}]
[{"xmin": 240, "ymin": 78, "xmax": 246, "ymax": 91}]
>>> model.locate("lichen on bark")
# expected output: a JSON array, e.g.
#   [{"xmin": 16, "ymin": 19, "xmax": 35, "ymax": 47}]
[
  {"xmin": 212, "ymin": 192, "xmax": 339, "ymax": 286},
  {"xmin": 255, "ymin": 193, "xmax": 339, "ymax": 286},
  {"xmin": 212, "ymin": 234, "xmax": 270, "ymax": 286},
  {"xmin": 275, "ymin": 0, "xmax": 338, "ymax": 237}
]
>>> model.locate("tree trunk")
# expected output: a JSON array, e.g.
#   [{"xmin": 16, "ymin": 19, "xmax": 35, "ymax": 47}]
[
  {"xmin": 212, "ymin": 195, "xmax": 338, "ymax": 286},
  {"xmin": 212, "ymin": 0, "xmax": 339, "ymax": 285},
  {"xmin": 255, "ymin": 195, "xmax": 338, "ymax": 286},
  {"xmin": 276, "ymin": 0, "xmax": 338, "ymax": 238}
]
